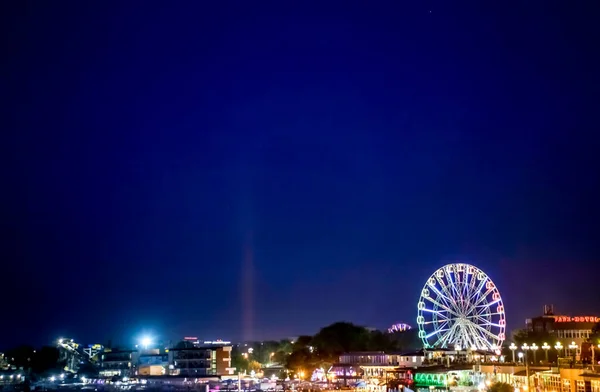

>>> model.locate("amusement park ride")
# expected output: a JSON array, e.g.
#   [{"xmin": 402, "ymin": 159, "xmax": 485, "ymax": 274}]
[
  {"xmin": 57, "ymin": 338, "xmax": 102, "ymax": 373},
  {"xmin": 417, "ymin": 263, "xmax": 506, "ymax": 353}
]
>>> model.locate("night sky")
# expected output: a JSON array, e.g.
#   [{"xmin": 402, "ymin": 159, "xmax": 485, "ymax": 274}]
[{"xmin": 2, "ymin": 1, "xmax": 600, "ymax": 349}]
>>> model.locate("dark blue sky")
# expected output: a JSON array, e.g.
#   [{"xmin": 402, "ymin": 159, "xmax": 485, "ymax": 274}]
[{"xmin": 2, "ymin": 1, "xmax": 599, "ymax": 349}]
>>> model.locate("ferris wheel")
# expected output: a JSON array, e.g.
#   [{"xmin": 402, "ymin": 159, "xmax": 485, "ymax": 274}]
[{"xmin": 416, "ymin": 263, "xmax": 506, "ymax": 351}]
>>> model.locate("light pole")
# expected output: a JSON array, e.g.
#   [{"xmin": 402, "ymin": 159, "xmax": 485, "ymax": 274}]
[
  {"xmin": 521, "ymin": 344, "xmax": 530, "ymax": 363},
  {"xmin": 521, "ymin": 344, "xmax": 531, "ymax": 392},
  {"xmin": 555, "ymin": 342, "xmax": 563, "ymax": 369},
  {"xmin": 542, "ymin": 343, "xmax": 550, "ymax": 363},
  {"xmin": 568, "ymin": 342, "xmax": 578, "ymax": 364},
  {"xmin": 510, "ymin": 343, "xmax": 517, "ymax": 363},
  {"xmin": 530, "ymin": 344, "xmax": 539, "ymax": 364}
]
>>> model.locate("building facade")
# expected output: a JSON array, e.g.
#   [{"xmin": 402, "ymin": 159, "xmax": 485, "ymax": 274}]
[
  {"xmin": 168, "ymin": 345, "xmax": 234, "ymax": 377},
  {"xmin": 99, "ymin": 349, "xmax": 137, "ymax": 377},
  {"xmin": 526, "ymin": 305, "xmax": 599, "ymax": 359}
]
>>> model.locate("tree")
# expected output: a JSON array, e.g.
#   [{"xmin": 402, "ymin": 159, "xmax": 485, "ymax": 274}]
[
  {"xmin": 4, "ymin": 345, "xmax": 35, "ymax": 370},
  {"xmin": 31, "ymin": 346, "xmax": 60, "ymax": 374},
  {"xmin": 252, "ymin": 341, "xmax": 282, "ymax": 365},
  {"xmin": 589, "ymin": 322, "xmax": 600, "ymax": 344},
  {"xmin": 286, "ymin": 347, "xmax": 317, "ymax": 374},
  {"xmin": 231, "ymin": 351, "xmax": 249, "ymax": 374},
  {"xmin": 311, "ymin": 322, "xmax": 371, "ymax": 363},
  {"xmin": 388, "ymin": 329, "xmax": 422, "ymax": 352},
  {"xmin": 488, "ymin": 382, "xmax": 514, "ymax": 392},
  {"xmin": 247, "ymin": 360, "xmax": 262, "ymax": 372}
]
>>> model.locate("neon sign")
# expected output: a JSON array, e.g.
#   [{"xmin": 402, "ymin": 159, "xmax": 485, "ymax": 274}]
[{"xmin": 554, "ymin": 316, "xmax": 600, "ymax": 323}]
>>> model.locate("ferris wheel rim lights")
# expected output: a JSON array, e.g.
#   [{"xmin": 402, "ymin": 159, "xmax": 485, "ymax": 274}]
[{"xmin": 416, "ymin": 262, "xmax": 506, "ymax": 351}]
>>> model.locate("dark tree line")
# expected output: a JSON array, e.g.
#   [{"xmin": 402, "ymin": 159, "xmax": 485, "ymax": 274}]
[
  {"xmin": 232, "ymin": 322, "xmax": 421, "ymax": 376},
  {"xmin": 2, "ymin": 345, "xmax": 63, "ymax": 375}
]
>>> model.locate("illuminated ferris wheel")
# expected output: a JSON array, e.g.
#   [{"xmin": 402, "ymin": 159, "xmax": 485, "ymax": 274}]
[{"xmin": 416, "ymin": 263, "xmax": 506, "ymax": 351}]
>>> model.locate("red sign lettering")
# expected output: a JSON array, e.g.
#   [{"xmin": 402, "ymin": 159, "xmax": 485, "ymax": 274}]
[{"xmin": 554, "ymin": 316, "xmax": 600, "ymax": 323}]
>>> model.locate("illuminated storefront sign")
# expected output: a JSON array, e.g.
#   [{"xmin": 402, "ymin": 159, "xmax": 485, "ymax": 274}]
[{"xmin": 554, "ymin": 316, "xmax": 600, "ymax": 323}]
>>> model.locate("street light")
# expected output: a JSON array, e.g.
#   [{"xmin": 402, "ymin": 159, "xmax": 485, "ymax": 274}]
[
  {"xmin": 555, "ymin": 342, "xmax": 563, "ymax": 369},
  {"xmin": 542, "ymin": 343, "xmax": 550, "ymax": 362},
  {"xmin": 509, "ymin": 343, "xmax": 517, "ymax": 363},
  {"xmin": 554, "ymin": 342, "xmax": 563, "ymax": 358},
  {"xmin": 520, "ymin": 345, "xmax": 531, "ymax": 392},
  {"xmin": 530, "ymin": 344, "xmax": 539, "ymax": 364},
  {"xmin": 568, "ymin": 342, "xmax": 578, "ymax": 363},
  {"xmin": 521, "ymin": 344, "xmax": 530, "ymax": 364}
]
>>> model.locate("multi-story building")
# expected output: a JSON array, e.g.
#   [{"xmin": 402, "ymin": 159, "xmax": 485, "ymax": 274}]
[
  {"xmin": 138, "ymin": 350, "xmax": 169, "ymax": 376},
  {"xmin": 168, "ymin": 345, "xmax": 234, "ymax": 377},
  {"xmin": 478, "ymin": 364, "xmax": 600, "ymax": 392},
  {"xmin": 97, "ymin": 343, "xmax": 234, "ymax": 379},
  {"xmin": 526, "ymin": 305, "xmax": 599, "ymax": 359},
  {"xmin": 99, "ymin": 349, "xmax": 137, "ymax": 377}
]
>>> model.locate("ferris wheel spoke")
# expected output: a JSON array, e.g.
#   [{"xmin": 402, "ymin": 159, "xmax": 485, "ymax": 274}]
[
  {"xmin": 464, "ymin": 275, "xmax": 488, "ymax": 312},
  {"xmin": 431, "ymin": 278, "xmax": 458, "ymax": 310},
  {"xmin": 421, "ymin": 310, "xmax": 451, "ymax": 322},
  {"xmin": 469, "ymin": 325, "xmax": 490, "ymax": 350},
  {"xmin": 429, "ymin": 320, "xmax": 453, "ymax": 347},
  {"xmin": 423, "ymin": 296, "xmax": 460, "ymax": 318},
  {"xmin": 422, "ymin": 287, "xmax": 460, "ymax": 316},
  {"xmin": 469, "ymin": 320, "xmax": 502, "ymax": 343},
  {"xmin": 425, "ymin": 327, "xmax": 449, "ymax": 339},
  {"xmin": 444, "ymin": 268, "xmax": 463, "ymax": 305},
  {"xmin": 464, "ymin": 322, "xmax": 487, "ymax": 349},
  {"xmin": 470, "ymin": 287, "xmax": 495, "ymax": 309},
  {"xmin": 433, "ymin": 323, "xmax": 458, "ymax": 348},
  {"xmin": 465, "ymin": 311, "xmax": 503, "ymax": 319},
  {"xmin": 466, "ymin": 296, "xmax": 500, "ymax": 316}
]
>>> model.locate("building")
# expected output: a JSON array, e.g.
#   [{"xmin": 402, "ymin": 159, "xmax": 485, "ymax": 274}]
[
  {"xmin": 138, "ymin": 349, "xmax": 169, "ymax": 376},
  {"xmin": 338, "ymin": 351, "xmax": 425, "ymax": 370},
  {"xmin": 99, "ymin": 349, "xmax": 137, "ymax": 377},
  {"xmin": 478, "ymin": 364, "xmax": 600, "ymax": 392},
  {"xmin": 168, "ymin": 345, "xmax": 234, "ymax": 377},
  {"xmin": 526, "ymin": 305, "xmax": 599, "ymax": 359}
]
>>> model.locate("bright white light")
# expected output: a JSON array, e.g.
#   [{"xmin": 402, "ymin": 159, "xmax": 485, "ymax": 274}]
[
  {"xmin": 478, "ymin": 382, "xmax": 485, "ymax": 390},
  {"xmin": 81, "ymin": 376, "xmax": 87, "ymax": 382},
  {"xmin": 60, "ymin": 373, "xmax": 65, "ymax": 379},
  {"xmin": 140, "ymin": 336, "xmax": 152, "ymax": 348},
  {"xmin": 50, "ymin": 376, "xmax": 56, "ymax": 382}
]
